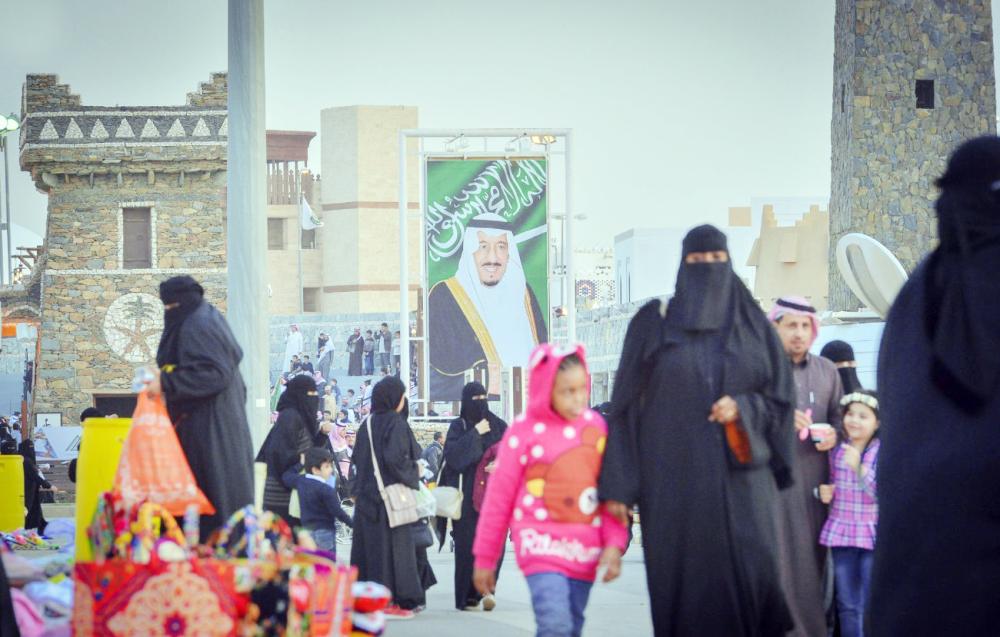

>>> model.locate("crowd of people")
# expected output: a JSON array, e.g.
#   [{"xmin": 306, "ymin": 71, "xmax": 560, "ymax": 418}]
[{"xmin": 6, "ymin": 136, "xmax": 1000, "ymax": 636}]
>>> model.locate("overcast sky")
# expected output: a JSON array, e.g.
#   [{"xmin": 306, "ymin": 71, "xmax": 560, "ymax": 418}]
[{"xmin": 3, "ymin": 1, "xmax": 999, "ymax": 250}]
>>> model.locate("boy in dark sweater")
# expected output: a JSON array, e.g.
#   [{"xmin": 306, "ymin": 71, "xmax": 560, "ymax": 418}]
[{"xmin": 282, "ymin": 447, "xmax": 353, "ymax": 555}]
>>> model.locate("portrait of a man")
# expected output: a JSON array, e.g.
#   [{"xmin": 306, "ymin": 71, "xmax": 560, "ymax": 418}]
[{"xmin": 429, "ymin": 213, "xmax": 548, "ymax": 400}]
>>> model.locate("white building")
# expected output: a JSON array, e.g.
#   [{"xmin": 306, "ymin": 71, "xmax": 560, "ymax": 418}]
[
  {"xmin": 573, "ymin": 247, "xmax": 615, "ymax": 309},
  {"xmin": 613, "ymin": 221, "xmax": 758, "ymax": 305}
]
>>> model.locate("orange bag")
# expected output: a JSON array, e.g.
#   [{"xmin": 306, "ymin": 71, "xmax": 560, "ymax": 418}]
[{"xmin": 114, "ymin": 391, "xmax": 215, "ymax": 516}]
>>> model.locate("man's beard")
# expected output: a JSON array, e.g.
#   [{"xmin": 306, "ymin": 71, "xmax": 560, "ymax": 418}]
[{"xmin": 479, "ymin": 262, "xmax": 504, "ymax": 287}]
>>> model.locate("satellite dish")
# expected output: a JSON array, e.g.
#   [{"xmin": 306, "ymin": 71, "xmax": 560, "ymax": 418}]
[{"xmin": 835, "ymin": 233, "xmax": 908, "ymax": 319}]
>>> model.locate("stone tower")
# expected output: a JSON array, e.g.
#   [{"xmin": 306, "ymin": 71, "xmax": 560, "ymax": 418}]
[
  {"xmin": 829, "ymin": 0, "xmax": 996, "ymax": 310},
  {"xmin": 19, "ymin": 73, "xmax": 229, "ymax": 423}
]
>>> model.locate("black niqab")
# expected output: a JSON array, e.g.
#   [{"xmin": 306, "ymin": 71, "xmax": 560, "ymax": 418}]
[
  {"xmin": 276, "ymin": 375, "xmax": 320, "ymax": 436},
  {"xmin": 460, "ymin": 382, "xmax": 489, "ymax": 424},
  {"xmin": 666, "ymin": 225, "xmax": 735, "ymax": 331},
  {"xmin": 925, "ymin": 136, "xmax": 1000, "ymax": 413},
  {"xmin": 156, "ymin": 276, "xmax": 206, "ymax": 367},
  {"xmin": 820, "ymin": 339, "xmax": 863, "ymax": 393}
]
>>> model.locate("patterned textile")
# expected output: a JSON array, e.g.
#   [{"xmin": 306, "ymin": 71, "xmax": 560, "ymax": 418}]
[
  {"xmin": 73, "ymin": 558, "xmax": 244, "ymax": 637},
  {"xmin": 820, "ymin": 439, "xmax": 879, "ymax": 550}
]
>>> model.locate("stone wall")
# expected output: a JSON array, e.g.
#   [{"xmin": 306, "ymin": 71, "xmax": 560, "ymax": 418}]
[
  {"xmin": 34, "ymin": 175, "xmax": 228, "ymax": 424},
  {"xmin": 20, "ymin": 73, "xmax": 229, "ymax": 425},
  {"xmin": 829, "ymin": 0, "xmax": 997, "ymax": 310}
]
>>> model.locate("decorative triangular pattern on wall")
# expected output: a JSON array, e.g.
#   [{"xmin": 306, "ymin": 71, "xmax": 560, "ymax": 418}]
[
  {"xmin": 218, "ymin": 117, "xmax": 228, "ymax": 136},
  {"xmin": 64, "ymin": 118, "xmax": 84, "ymax": 139},
  {"xmin": 192, "ymin": 118, "xmax": 211, "ymax": 137},
  {"xmin": 140, "ymin": 119, "xmax": 160, "ymax": 138},
  {"xmin": 166, "ymin": 119, "xmax": 186, "ymax": 137},
  {"xmin": 115, "ymin": 119, "xmax": 134, "ymax": 138},
  {"xmin": 90, "ymin": 119, "xmax": 109, "ymax": 139},
  {"xmin": 39, "ymin": 119, "xmax": 59, "ymax": 140}
]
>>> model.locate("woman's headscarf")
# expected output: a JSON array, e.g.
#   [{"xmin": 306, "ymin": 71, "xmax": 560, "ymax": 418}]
[
  {"xmin": 276, "ymin": 374, "xmax": 320, "ymax": 435},
  {"xmin": 923, "ymin": 136, "xmax": 1000, "ymax": 413},
  {"xmin": 666, "ymin": 225, "xmax": 736, "ymax": 331},
  {"xmin": 820, "ymin": 340, "xmax": 863, "ymax": 393},
  {"xmin": 458, "ymin": 381, "xmax": 507, "ymax": 449},
  {"xmin": 156, "ymin": 275, "xmax": 205, "ymax": 367},
  {"xmin": 460, "ymin": 382, "xmax": 489, "ymax": 424},
  {"xmin": 371, "ymin": 376, "xmax": 406, "ymax": 414},
  {"xmin": 367, "ymin": 376, "xmax": 407, "ymax": 449}
]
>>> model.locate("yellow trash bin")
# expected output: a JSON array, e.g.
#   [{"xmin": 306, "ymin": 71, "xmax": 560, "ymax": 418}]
[
  {"xmin": 0, "ymin": 455, "xmax": 24, "ymax": 532},
  {"xmin": 74, "ymin": 417, "xmax": 131, "ymax": 561}
]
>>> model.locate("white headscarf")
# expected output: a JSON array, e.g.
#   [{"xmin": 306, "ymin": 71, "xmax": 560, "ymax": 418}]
[{"xmin": 454, "ymin": 213, "xmax": 537, "ymax": 368}]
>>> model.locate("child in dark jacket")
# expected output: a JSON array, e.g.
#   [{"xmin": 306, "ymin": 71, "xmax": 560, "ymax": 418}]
[{"xmin": 283, "ymin": 447, "xmax": 353, "ymax": 555}]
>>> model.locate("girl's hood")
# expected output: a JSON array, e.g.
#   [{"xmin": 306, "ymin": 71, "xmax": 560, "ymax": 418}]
[{"xmin": 526, "ymin": 342, "xmax": 591, "ymax": 422}]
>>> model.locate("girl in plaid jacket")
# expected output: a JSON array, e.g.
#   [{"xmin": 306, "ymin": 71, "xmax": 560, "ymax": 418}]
[{"xmin": 818, "ymin": 390, "xmax": 880, "ymax": 637}]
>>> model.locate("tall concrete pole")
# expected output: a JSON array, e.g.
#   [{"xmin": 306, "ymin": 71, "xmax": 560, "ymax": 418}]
[{"xmin": 228, "ymin": 0, "xmax": 269, "ymax": 449}]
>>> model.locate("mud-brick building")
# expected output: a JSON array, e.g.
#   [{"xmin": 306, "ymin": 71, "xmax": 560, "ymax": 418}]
[{"xmin": 19, "ymin": 73, "xmax": 229, "ymax": 423}]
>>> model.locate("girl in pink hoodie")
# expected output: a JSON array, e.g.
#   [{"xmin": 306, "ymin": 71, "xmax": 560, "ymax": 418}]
[{"xmin": 473, "ymin": 343, "xmax": 627, "ymax": 637}]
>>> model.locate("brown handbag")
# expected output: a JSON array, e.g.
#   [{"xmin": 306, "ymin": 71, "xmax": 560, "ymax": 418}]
[{"xmin": 365, "ymin": 415, "xmax": 420, "ymax": 528}]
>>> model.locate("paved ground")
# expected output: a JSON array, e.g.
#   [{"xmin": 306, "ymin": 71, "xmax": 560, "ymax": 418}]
[{"xmin": 386, "ymin": 545, "xmax": 654, "ymax": 636}]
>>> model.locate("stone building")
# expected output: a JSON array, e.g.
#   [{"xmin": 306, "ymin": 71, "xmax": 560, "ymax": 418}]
[
  {"xmin": 19, "ymin": 73, "xmax": 229, "ymax": 423},
  {"xmin": 829, "ymin": 0, "xmax": 996, "ymax": 309}
]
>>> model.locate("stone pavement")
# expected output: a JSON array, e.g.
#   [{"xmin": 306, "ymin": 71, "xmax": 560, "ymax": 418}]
[{"xmin": 386, "ymin": 545, "xmax": 654, "ymax": 636}]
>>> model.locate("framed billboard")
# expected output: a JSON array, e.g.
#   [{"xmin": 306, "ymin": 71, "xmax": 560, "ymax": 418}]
[{"xmin": 424, "ymin": 158, "xmax": 550, "ymax": 400}]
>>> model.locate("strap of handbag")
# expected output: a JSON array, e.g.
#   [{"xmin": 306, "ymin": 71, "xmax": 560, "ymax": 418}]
[
  {"xmin": 434, "ymin": 457, "xmax": 462, "ymax": 493},
  {"xmin": 366, "ymin": 415, "xmax": 391, "ymax": 502}
]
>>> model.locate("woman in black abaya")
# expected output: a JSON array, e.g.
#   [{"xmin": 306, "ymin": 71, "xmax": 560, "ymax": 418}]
[
  {"xmin": 869, "ymin": 137, "xmax": 1000, "ymax": 635},
  {"xmin": 20, "ymin": 440, "xmax": 50, "ymax": 532},
  {"xmin": 350, "ymin": 377, "xmax": 425, "ymax": 614},
  {"xmin": 257, "ymin": 374, "xmax": 325, "ymax": 523},
  {"xmin": 599, "ymin": 225, "xmax": 796, "ymax": 637},
  {"xmin": 152, "ymin": 276, "xmax": 254, "ymax": 541},
  {"xmin": 437, "ymin": 382, "xmax": 507, "ymax": 611}
]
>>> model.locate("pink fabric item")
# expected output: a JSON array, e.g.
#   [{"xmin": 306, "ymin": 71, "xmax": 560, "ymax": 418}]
[
  {"xmin": 472, "ymin": 343, "xmax": 628, "ymax": 582},
  {"xmin": 11, "ymin": 587, "xmax": 46, "ymax": 637},
  {"xmin": 767, "ymin": 295, "xmax": 819, "ymax": 341}
]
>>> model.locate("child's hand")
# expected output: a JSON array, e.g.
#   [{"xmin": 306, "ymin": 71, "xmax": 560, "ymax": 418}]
[
  {"xmin": 605, "ymin": 500, "xmax": 630, "ymax": 526},
  {"xmin": 818, "ymin": 484, "xmax": 835, "ymax": 504},
  {"xmin": 842, "ymin": 444, "xmax": 861, "ymax": 471},
  {"xmin": 473, "ymin": 567, "xmax": 496, "ymax": 595},
  {"xmin": 599, "ymin": 546, "xmax": 623, "ymax": 583}
]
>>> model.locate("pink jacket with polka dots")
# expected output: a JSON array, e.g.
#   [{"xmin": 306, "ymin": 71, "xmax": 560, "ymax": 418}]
[{"xmin": 472, "ymin": 343, "xmax": 628, "ymax": 582}]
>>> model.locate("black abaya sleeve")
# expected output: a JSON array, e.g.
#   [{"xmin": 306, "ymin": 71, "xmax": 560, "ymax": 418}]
[
  {"xmin": 730, "ymin": 322, "xmax": 797, "ymax": 490},
  {"xmin": 382, "ymin": 418, "xmax": 420, "ymax": 490},
  {"xmin": 443, "ymin": 418, "xmax": 485, "ymax": 473},
  {"xmin": 599, "ymin": 300, "xmax": 663, "ymax": 506},
  {"xmin": 161, "ymin": 313, "xmax": 236, "ymax": 402}
]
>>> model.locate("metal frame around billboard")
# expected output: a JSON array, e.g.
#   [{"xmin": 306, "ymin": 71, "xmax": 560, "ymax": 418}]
[{"xmin": 398, "ymin": 129, "xmax": 573, "ymax": 413}]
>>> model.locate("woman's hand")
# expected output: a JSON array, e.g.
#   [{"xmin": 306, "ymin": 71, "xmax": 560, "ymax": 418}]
[
  {"xmin": 473, "ymin": 567, "xmax": 496, "ymax": 595},
  {"xmin": 599, "ymin": 546, "xmax": 623, "ymax": 583},
  {"xmin": 475, "ymin": 419, "xmax": 491, "ymax": 435},
  {"xmin": 145, "ymin": 367, "xmax": 163, "ymax": 396},
  {"xmin": 709, "ymin": 396, "xmax": 739, "ymax": 424}
]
